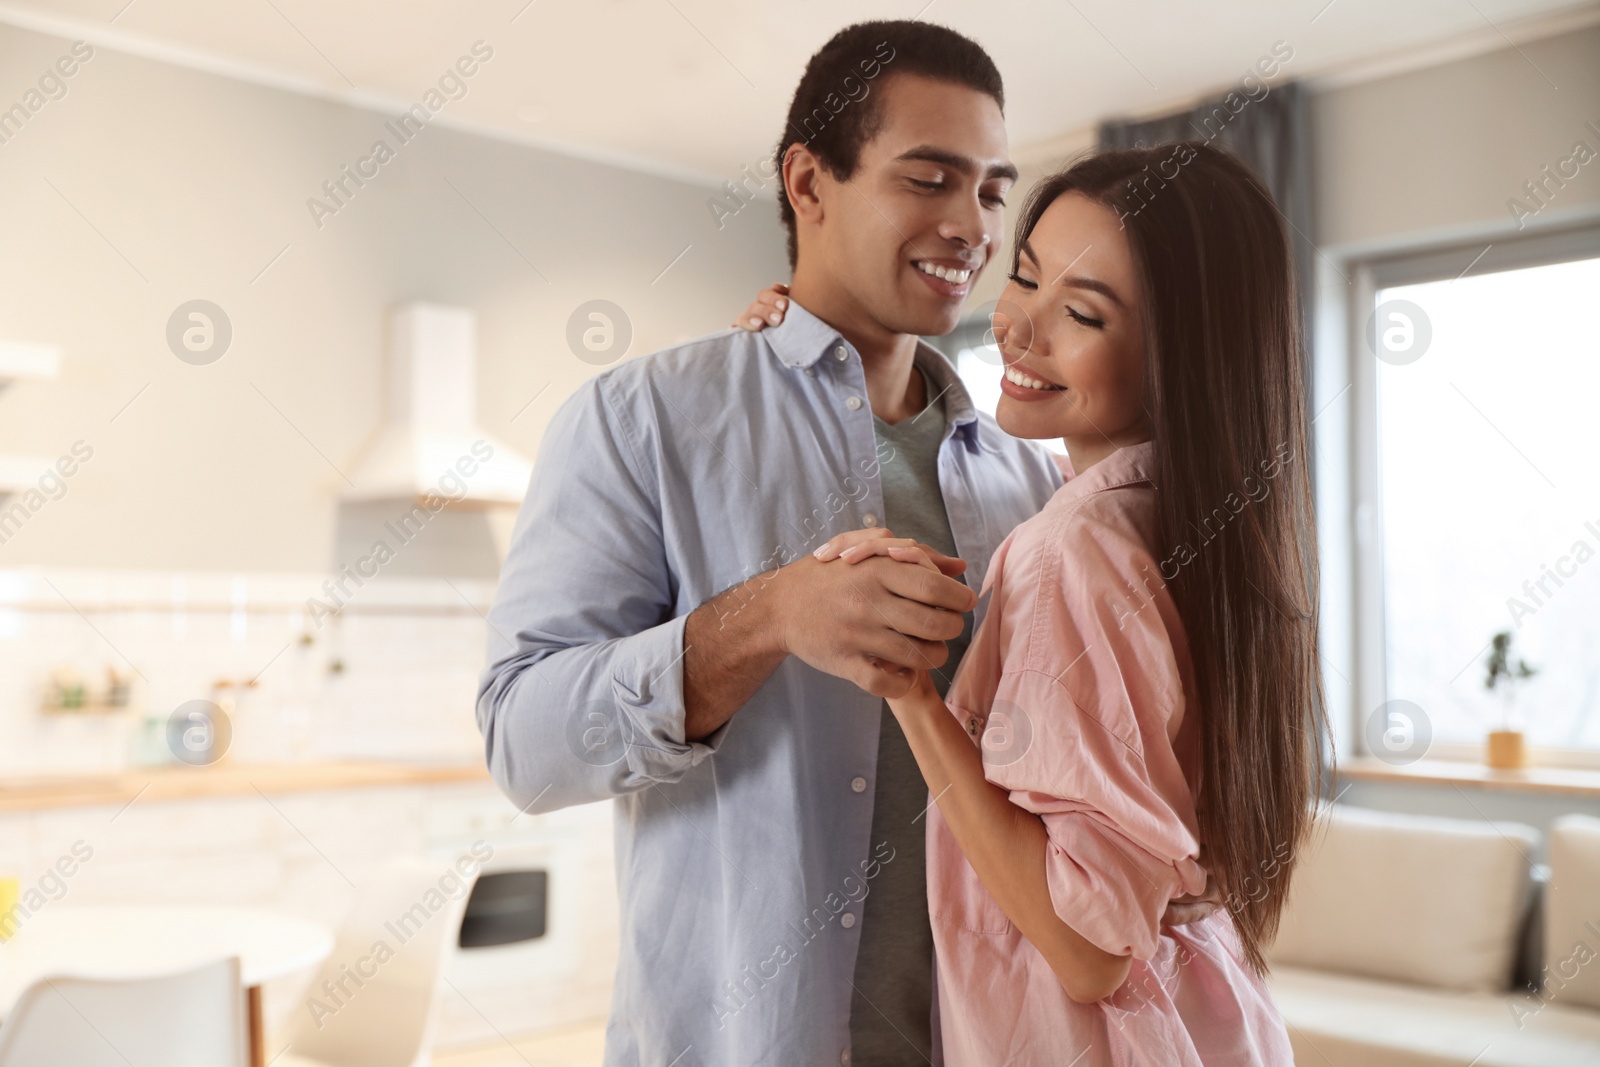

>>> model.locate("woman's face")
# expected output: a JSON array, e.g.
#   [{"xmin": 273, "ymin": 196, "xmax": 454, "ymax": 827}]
[{"xmin": 993, "ymin": 191, "xmax": 1150, "ymax": 449}]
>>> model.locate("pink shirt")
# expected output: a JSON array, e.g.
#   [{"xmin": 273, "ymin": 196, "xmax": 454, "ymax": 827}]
[{"xmin": 929, "ymin": 441, "xmax": 1293, "ymax": 1066}]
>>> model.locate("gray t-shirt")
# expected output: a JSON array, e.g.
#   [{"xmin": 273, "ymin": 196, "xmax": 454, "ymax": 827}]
[{"xmin": 849, "ymin": 359, "xmax": 974, "ymax": 1065}]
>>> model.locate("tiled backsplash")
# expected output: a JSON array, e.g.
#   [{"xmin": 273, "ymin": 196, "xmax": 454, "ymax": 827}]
[{"xmin": 0, "ymin": 567, "xmax": 497, "ymax": 774}]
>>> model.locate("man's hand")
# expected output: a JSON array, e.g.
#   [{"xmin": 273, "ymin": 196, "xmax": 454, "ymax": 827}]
[
  {"xmin": 772, "ymin": 526, "xmax": 974, "ymax": 699},
  {"xmin": 682, "ymin": 526, "xmax": 970, "ymax": 738}
]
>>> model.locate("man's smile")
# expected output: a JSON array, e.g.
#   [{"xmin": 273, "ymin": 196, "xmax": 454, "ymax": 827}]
[{"xmin": 911, "ymin": 257, "xmax": 978, "ymax": 299}]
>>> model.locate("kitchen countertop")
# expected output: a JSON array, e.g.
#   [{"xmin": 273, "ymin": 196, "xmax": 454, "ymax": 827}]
[{"xmin": 0, "ymin": 760, "xmax": 491, "ymax": 812}]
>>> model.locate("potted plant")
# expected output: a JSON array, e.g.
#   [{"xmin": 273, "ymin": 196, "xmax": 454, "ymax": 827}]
[{"xmin": 1483, "ymin": 630, "xmax": 1537, "ymax": 769}]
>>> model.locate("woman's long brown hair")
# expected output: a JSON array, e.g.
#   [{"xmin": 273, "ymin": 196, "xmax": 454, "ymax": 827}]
[{"xmin": 1012, "ymin": 144, "xmax": 1331, "ymax": 974}]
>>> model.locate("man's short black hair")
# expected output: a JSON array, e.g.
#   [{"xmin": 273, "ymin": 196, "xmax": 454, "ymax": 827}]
[{"xmin": 774, "ymin": 20, "xmax": 1005, "ymax": 267}]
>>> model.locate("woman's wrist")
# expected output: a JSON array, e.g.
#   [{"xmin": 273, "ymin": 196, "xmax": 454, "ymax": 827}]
[{"xmin": 887, "ymin": 670, "xmax": 943, "ymax": 720}]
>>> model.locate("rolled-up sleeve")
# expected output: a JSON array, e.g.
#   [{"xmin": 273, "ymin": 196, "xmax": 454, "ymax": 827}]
[
  {"xmin": 476, "ymin": 374, "xmax": 723, "ymax": 815},
  {"xmin": 956, "ymin": 508, "xmax": 1206, "ymax": 960}
]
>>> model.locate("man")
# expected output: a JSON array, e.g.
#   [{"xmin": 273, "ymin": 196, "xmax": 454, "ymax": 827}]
[{"xmin": 479, "ymin": 20, "xmax": 1207, "ymax": 1066}]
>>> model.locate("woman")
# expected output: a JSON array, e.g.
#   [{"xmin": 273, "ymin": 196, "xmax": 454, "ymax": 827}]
[{"xmin": 742, "ymin": 144, "xmax": 1325, "ymax": 1064}]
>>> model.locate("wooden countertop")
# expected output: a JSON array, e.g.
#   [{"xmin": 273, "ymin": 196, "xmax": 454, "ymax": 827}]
[
  {"xmin": 0, "ymin": 761, "xmax": 491, "ymax": 812},
  {"xmin": 1337, "ymin": 756, "xmax": 1600, "ymax": 798}
]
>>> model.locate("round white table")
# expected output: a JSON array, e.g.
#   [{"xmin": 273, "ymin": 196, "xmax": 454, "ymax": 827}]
[{"xmin": 0, "ymin": 905, "xmax": 333, "ymax": 1067}]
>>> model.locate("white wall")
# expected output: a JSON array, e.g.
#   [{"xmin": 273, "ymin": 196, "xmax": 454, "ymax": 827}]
[
  {"xmin": 1312, "ymin": 23, "xmax": 1600, "ymax": 252},
  {"xmin": 0, "ymin": 24, "xmax": 789, "ymax": 573}
]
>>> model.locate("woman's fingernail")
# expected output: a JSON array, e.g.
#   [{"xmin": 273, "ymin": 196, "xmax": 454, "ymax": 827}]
[
  {"xmin": 749, "ymin": 317, "xmax": 761, "ymax": 327},
  {"xmin": 776, "ymin": 298, "xmax": 787, "ymax": 309},
  {"xmin": 768, "ymin": 313, "xmax": 781, "ymax": 325},
  {"xmin": 814, "ymin": 545, "xmax": 829, "ymax": 558}
]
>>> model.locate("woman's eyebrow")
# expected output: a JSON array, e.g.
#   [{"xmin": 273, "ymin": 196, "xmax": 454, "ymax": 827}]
[
  {"xmin": 1019, "ymin": 240, "xmax": 1124, "ymax": 308},
  {"xmin": 1058, "ymin": 275, "xmax": 1124, "ymax": 308}
]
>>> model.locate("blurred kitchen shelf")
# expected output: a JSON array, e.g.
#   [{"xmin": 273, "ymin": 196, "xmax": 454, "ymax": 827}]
[
  {"xmin": 0, "ymin": 341, "xmax": 62, "ymax": 498},
  {"xmin": 0, "ymin": 340, "xmax": 60, "ymax": 382},
  {"xmin": 0, "ymin": 760, "xmax": 489, "ymax": 812},
  {"xmin": 1338, "ymin": 756, "xmax": 1600, "ymax": 798}
]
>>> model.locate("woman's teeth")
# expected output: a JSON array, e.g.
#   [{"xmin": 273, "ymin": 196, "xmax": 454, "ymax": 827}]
[
  {"xmin": 915, "ymin": 261, "xmax": 972, "ymax": 284},
  {"xmin": 1004, "ymin": 367, "xmax": 1064, "ymax": 391}
]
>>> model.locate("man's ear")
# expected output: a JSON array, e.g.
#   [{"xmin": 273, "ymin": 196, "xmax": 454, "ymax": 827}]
[{"xmin": 783, "ymin": 144, "xmax": 827, "ymax": 226}]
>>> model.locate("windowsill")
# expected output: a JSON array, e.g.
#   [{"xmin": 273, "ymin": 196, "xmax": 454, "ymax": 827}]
[{"xmin": 1337, "ymin": 757, "xmax": 1600, "ymax": 798}]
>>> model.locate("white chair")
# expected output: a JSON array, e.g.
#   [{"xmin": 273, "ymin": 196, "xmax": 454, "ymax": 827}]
[
  {"xmin": 0, "ymin": 956, "xmax": 246, "ymax": 1067},
  {"xmin": 271, "ymin": 855, "xmax": 478, "ymax": 1067}
]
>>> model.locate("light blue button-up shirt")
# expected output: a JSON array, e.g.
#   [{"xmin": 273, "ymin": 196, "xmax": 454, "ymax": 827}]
[{"xmin": 477, "ymin": 302, "xmax": 1062, "ymax": 1066}]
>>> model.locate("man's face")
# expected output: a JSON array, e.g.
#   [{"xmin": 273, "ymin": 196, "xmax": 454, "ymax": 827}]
[{"xmin": 810, "ymin": 74, "xmax": 1014, "ymax": 337}]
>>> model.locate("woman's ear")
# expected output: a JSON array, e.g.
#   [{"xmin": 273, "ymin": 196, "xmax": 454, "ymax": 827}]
[{"xmin": 783, "ymin": 144, "xmax": 826, "ymax": 225}]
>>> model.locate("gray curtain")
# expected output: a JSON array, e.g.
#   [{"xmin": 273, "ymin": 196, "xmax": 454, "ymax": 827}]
[{"xmin": 1098, "ymin": 81, "xmax": 1314, "ymax": 357}]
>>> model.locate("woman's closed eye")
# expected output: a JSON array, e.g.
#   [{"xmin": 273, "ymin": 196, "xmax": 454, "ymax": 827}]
[{"xmin": 1007, "ymin": 272, "xmax": 1104, "ymax": 328}]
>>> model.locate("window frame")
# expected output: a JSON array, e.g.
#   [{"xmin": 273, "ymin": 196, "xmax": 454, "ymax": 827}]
[{"xmin": 1329, "ymin": 220, "xmax": 1600, "ymax": 770}]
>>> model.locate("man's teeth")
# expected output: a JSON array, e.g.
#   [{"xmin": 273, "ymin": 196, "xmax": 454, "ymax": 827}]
[
  {"xmin": 1004, "ymin": 366, "xmax": 1064, "ymax": 391},
  {"xmin": 915, "ymin": 261, "xmax": 972, "ymax": 284}
]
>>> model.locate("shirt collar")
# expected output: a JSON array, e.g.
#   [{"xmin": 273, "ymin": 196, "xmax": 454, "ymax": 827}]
[
  {"xmin": 1063, "ymin": 439, "xmax": 1156, "ymax": 494},
  {"xmin": 765, "ymin": 299, "xmax": 984, "ymax": 450},
  {"xmin": 912, "ymin": 342, "xmax": 981, "ymax": 450},
  {"xmin": 762, "ymin": 299, "xmax": 840, "ymax": 370}
]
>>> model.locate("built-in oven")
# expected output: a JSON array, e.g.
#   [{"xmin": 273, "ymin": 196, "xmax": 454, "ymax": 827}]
[{"xmin": 425, "ymin": 790, "xmax": 618, "ymax": 1048}]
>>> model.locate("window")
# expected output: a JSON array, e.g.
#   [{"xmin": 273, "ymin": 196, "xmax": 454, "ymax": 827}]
[{"xmin": 1343, "ymin": 229, "xmax": 1600, "ymax": 765}]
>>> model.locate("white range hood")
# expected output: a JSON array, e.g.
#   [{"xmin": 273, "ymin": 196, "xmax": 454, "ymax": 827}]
[{"xmin": 343, "ymin": 303, "xmax": 533, "ymax": 508}]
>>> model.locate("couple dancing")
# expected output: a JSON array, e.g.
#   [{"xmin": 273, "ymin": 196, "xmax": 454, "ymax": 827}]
[{"xmin": 478, "ymin": 18, "xmax": 1324, "ymax": 1067}]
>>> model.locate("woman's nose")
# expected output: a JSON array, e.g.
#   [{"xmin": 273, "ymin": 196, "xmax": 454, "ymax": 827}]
[{"xmin": 995, "ymin": 298, "xmax": 1038, "ymax": 362}]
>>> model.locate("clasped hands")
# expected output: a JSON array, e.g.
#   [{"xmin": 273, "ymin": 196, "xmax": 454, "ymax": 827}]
[
  {"xmin": 803, "ymin": 525, "xmax": 969, "ymax": 699},
  {"xmin": 802, "ymin": 525, "xmax": 1226, "ymax": 928}
]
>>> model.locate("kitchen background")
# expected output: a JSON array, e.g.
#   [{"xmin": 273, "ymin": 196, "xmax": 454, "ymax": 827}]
[{"xmin": 1, "ymin": 1, "xmax": 1598, "ymax": 1064}]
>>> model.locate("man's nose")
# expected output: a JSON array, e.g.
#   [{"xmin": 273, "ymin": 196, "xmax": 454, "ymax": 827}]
[{"xmin": 937, "ymin": 196, "xmax": 993, "ymax": 254}]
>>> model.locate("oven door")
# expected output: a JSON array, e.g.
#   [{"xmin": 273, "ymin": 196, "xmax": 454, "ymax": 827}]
[{"xmin": 429, "ymin": 799, "xmax": 618, "ymax": 1047}]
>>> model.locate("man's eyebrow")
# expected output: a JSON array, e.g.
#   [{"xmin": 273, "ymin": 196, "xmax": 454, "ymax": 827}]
[
  {"xmin": 894, "ymin": 145, "xmax": 1019, "ymax": 184},
  {"xmin": 1018, "ymin": 240, "xmax": 1124, "ymax": 307}
]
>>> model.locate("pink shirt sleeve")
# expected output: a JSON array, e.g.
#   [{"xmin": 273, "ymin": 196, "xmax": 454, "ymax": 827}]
[{"xmin": 956, "ymin": 492, "xmax": 1207, "ymax": 960}]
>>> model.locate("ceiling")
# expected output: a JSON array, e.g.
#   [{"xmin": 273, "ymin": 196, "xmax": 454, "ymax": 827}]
[{"xmin": 1, "ymin": 0, "xmax": 1593, "ymax": 184}]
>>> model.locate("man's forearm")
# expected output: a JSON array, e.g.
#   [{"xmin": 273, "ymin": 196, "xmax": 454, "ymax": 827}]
[{"xmin": 681, "ymin": 570, "xmax": 789, "ymax": 741}]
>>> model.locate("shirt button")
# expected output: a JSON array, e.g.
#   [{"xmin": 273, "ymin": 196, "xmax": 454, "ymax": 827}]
[
  {"xmin": 840, "ymin": 912, "xmax": 856, "ymax": 929},
  {"xmin": 834, "ymin": 345, "xmax": 849, "ymax": 361},
  {"xmin": 862, "ymin": 514, "xmax": 878, "ymax": 527},
  {"xmin": 804, "ymin": 367, "xmax": 816, "ymax": 377},
  {"xmin": 967, "ymin": 716, "xmax": 981, "ymax": 736},
  {"xmin": 851, "ymin": 776, "xmax": 867, "ymax": 793},
  {"xmin": 840, "ymin": 1051, "xmax": 851, "ymax": 1066},
  {"xmin": 845, "ymin": 395, "xmax": 863, "ymax": 411}
]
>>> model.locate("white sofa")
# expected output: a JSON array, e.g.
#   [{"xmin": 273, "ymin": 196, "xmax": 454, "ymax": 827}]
[{"xmin": 1265, "ymin": 806, "xmax": 1600, "ymax": 1066}]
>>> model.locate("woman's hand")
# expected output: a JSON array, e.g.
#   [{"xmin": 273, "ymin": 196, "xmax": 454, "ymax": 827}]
[
  {"xmin": 813, "ymin": 528, "xmax": 968, "ymax": 578},
  {"xmin": 731, "ymin": 282, "xmax": 790, "ymax": 330},
  {"xmin": 1161, "ymin": 846, "xmax": 1225, "ymax": 927}
]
